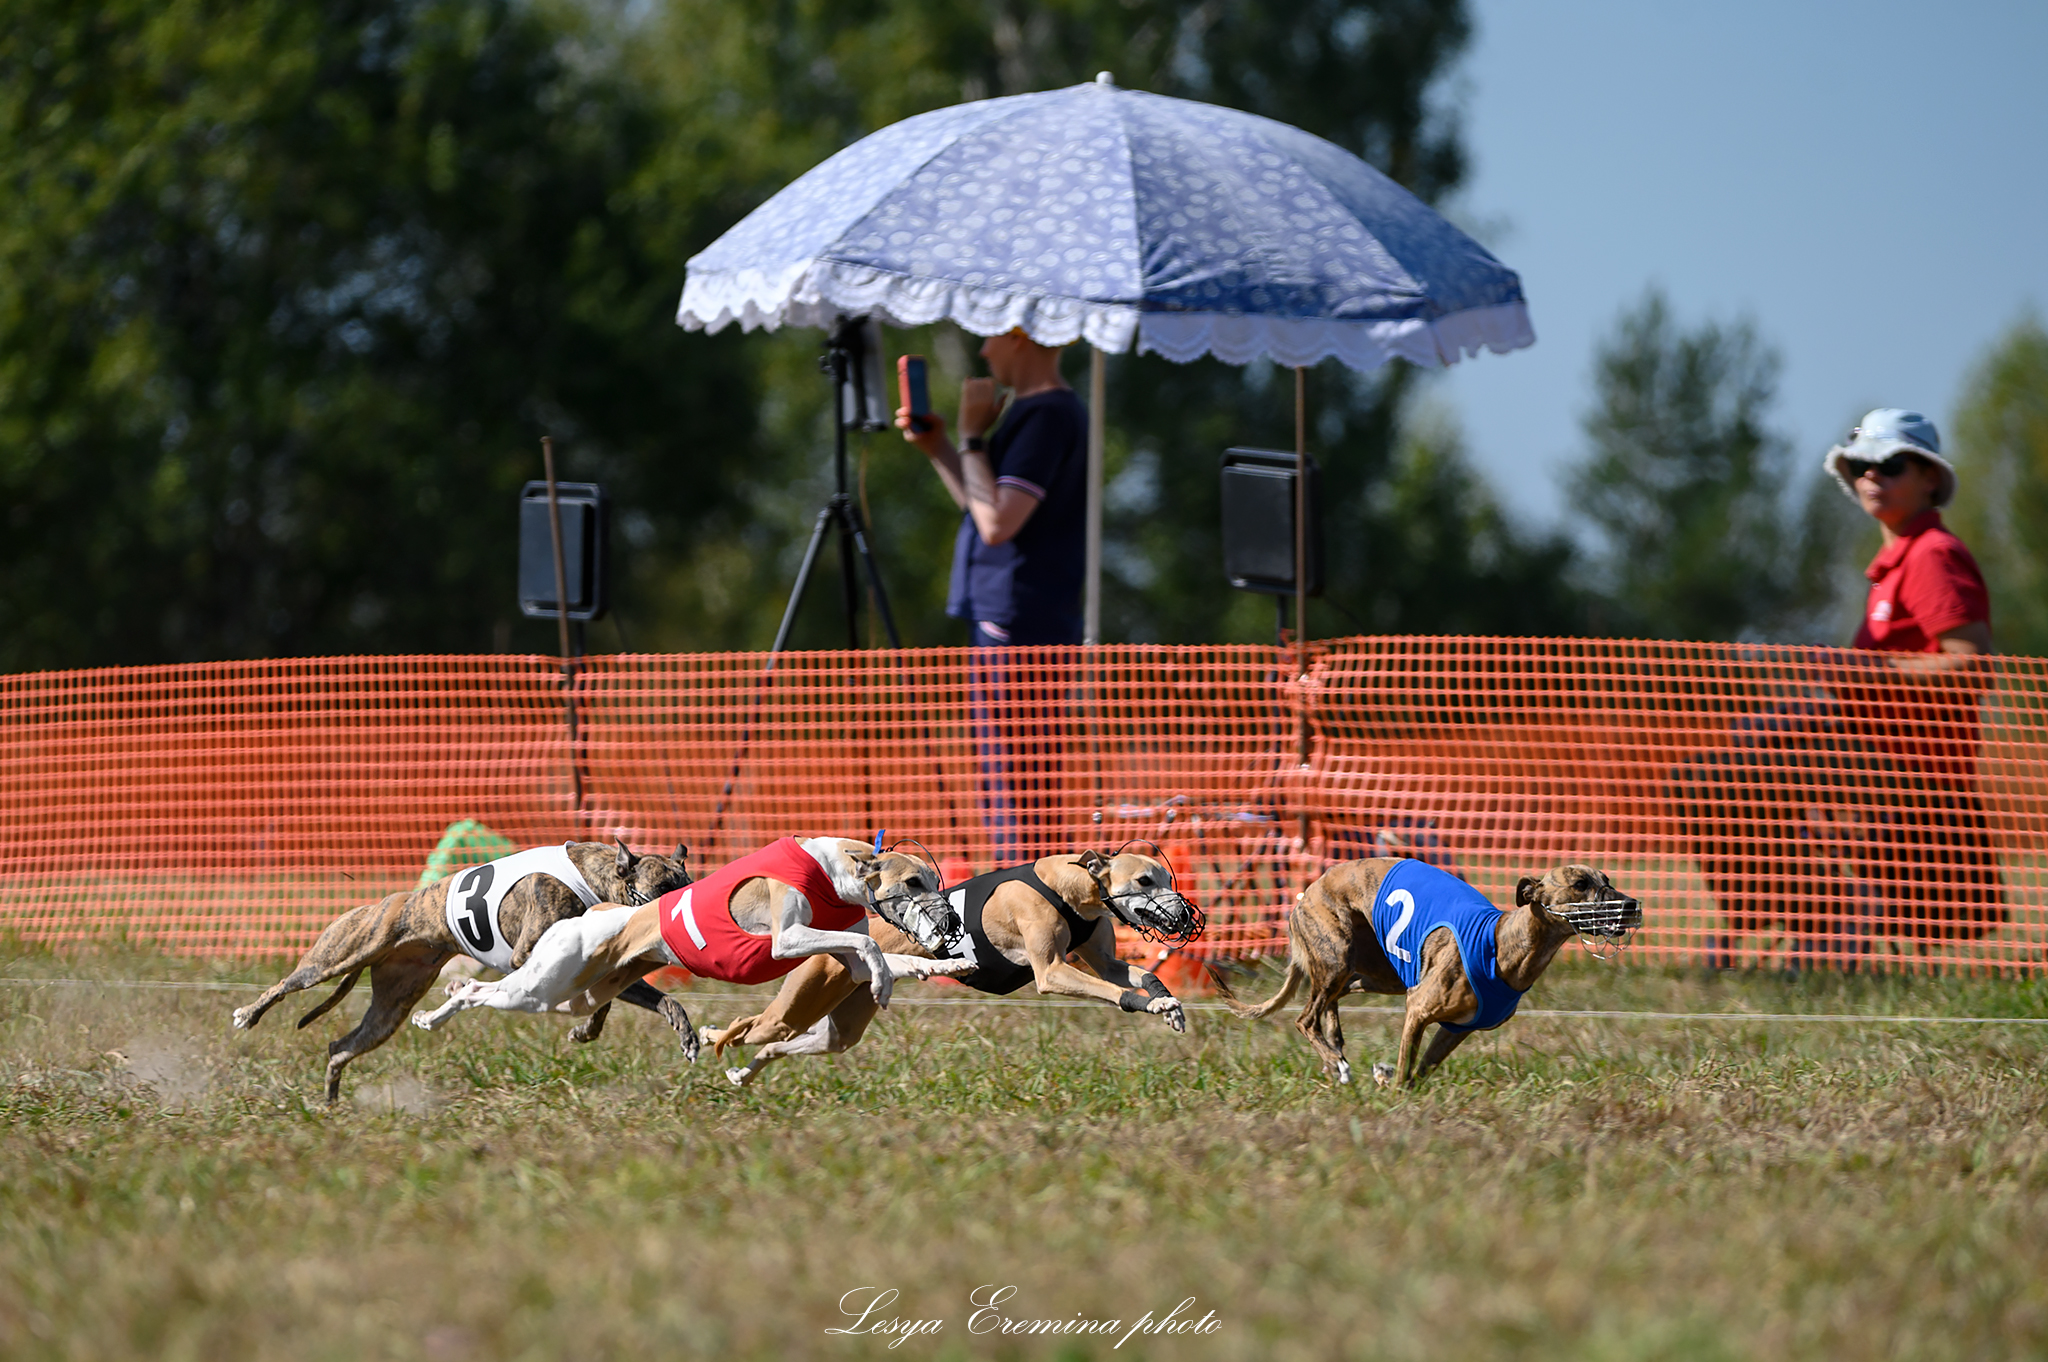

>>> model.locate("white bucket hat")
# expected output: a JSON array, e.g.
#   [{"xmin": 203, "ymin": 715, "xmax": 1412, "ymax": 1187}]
[{"xmin": 1823, "ymin": 408, "xmax": 1956, "ymax": 507}]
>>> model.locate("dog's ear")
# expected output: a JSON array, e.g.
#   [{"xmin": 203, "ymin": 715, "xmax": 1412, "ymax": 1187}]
[
  {"xmin": 1515, "ymin": 875, "xmax": 1539, "ymax": 907},
  {"xmin": 672, "ymin": 842, "xmax": 688, "ymax": 866},
  {"xmin": 841, "ymin": 843, "xmax": 885, "ymax": 885},
  {"xmin": 1077, "ymin": 848, "xmax": 1110, "ymax": 876},
  {"xmin": 615, "ymin": 838, "xmax": 637, "ymax": 877}
]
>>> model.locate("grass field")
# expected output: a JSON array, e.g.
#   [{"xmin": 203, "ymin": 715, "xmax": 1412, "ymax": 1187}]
[{"xmin": 3, "ymin": 947, "xmax": 2047, "ymax": 1361}]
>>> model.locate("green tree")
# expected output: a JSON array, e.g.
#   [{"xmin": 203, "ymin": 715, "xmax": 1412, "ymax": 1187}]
[
  {"xmin": 1566, "ymin": 289, "xmax": 1851, "ymax": 642},
  {"xmin": 0, "ymin": 0, "xmax": 760, "ymax": 668},
  {"xmin": 3, "ymin": 0, "xmax": 1538, "ymax": 663},
  {"xmin": 1948, "ymin": 317, "xmax": 2048, "ymax": 659}
]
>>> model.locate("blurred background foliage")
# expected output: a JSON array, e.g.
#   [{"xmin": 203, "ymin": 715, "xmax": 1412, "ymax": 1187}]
[
  {"xmin": 1, "ymin": 0, "xmax": 2029, "ymax": 668},
  {"xmin": 1948, "ymin": 317, "xmax": 2048, "ymax": 659}
]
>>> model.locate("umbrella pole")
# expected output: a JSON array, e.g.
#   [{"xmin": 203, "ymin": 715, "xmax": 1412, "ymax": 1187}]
[
  {"xmin": 1085, "ymin": 346, "xmax": 1105, "ymax": 646},
  {"xmin": 1293, "ymin": 366, "xmax": 1307, "ymax": 675},
  {"xmin": 1293, "ymin": 366, "xmax": 1310, "ymax": 870}
]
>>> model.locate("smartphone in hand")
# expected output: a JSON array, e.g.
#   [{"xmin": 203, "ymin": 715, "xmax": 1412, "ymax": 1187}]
[{"xmin": 897, "ymin": 355, "xmax": 932, "ymax": 434}]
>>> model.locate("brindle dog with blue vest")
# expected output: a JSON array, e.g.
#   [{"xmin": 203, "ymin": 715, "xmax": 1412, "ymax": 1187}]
[
  {"xmin": 1221, "ymin": 857, "xmax": 1640, "ymax": 1087},
  {"xmin": 231, "ymin": 839, "xmax": 693, "ymax": 1102}
]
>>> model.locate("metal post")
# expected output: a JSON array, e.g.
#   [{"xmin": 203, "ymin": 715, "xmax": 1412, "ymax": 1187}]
[
  {"xmin": 541, "ymin": 437, "xmax": 573, "ymax": 663},
  {"xmin": 1085, "ymin": 346, "xmax": 1106, "ymax": 646},
  {"xmin": 541, "ymin": 436, "xmax": 582, "ymax": 816}
]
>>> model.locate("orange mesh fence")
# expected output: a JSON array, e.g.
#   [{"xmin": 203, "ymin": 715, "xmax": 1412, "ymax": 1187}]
[{"xmin": 2, "ymin": 639, "xmax": 2042, "ymax": 972}]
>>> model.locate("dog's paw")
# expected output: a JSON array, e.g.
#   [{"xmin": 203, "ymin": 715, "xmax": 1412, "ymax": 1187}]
[
  {"xmin": 410, "ymin": 1011, "xmax": 440, "ymax": 1032},
  {"xmin": 567, "ymin": 1019, "xmax": 600, "ymax": 1044},
  {"xmin": 656, "ymin": 995, "xmax": 694, "ymax": 1033},
  {"xmin": 724, "ymin": 1066, "xmax": 752, "ymax": 1087},
  {"xmin": 1149, "ymin": 997, "xmax": 1187, "ymax": 1033},
  {"xmin": 677, "ymin": 1023, "xmax": 702, "ymax": 1064},
  {"xmin": 925, "ymin": 957, "xmax": 979, "ymax": 978},
  {"xmin": 232, "ymin": 1006, "xmax": 258, "ymax": 1031},
  {"xmin": 1371, "ymin": 1061, "xmax": 1395, "ymax": 1088}
]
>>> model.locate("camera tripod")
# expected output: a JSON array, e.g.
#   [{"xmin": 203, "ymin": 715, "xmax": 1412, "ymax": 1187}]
[{"xmin": 772, "ymin": 315, "xmax": 902, "ymax": 652}]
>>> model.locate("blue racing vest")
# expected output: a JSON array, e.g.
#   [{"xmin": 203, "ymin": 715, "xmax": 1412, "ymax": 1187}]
[{"xmin": 1368, "ymin": 859, "xmax": 1524, "ymax": 1033}]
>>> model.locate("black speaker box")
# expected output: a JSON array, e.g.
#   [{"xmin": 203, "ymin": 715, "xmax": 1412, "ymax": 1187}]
[
  {"xmin": 518, "ymin": 481, "xmax": 609, "ymax": 621},
  {"xmin": 1220, "ymin": 448, "xmax": 1322, "ymax": 596}
]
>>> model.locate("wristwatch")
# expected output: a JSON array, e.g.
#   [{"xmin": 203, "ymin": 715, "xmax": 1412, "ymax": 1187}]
[{"xmin": 962, "ymin": 435, "xmax": 988, "ymax": 452}]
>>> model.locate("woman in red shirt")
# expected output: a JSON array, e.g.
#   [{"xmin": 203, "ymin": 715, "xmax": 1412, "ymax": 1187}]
[
  {"xmin": 1821, "ymin": 409, "xmax": 2002, "ymax": 940},
  {"xmin": 1671, "ymin": 409, "xmax": 2002, "ymax": 965}
]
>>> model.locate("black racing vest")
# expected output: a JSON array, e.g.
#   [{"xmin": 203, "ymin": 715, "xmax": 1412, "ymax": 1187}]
[{"xmin": 947, "ymin": 864, "xmax": 1104, "ymax": 996}]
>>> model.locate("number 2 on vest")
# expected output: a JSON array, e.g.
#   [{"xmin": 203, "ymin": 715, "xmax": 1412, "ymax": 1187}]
[
  {"xmin": 456, "ymin": 864, "xmax": 496, "ymax": 954},
  {"xmin": 1385, "ymin": 888, "xmax": 1417, "ymax": 963}
]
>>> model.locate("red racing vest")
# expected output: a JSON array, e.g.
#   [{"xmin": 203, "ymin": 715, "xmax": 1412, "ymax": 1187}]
[{"xmin": 654, "ymin": 837, "xmax": 869, "ymax": 985}]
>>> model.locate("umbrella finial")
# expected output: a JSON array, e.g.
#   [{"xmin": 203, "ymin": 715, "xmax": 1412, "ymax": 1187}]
[{"xmin": 1096, "ymin": 71, "xmax": 1116, "ymax": 86}]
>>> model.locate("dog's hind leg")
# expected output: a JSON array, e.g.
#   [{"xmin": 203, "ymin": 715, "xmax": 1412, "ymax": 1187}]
[
  {"xmin": 702, "ymin": 1011, "xmax": 769, "ymax": 1056},
  {"xmin": 233, "ymin": 893, "xmax": 406, "ymax": 1031},
  {"xmin": 295, "ymin": 968, "xmax": 363, "ymax": 1029},
  {"xmin": 1294, "ymin": 985, "xmax": 1353, "ymax": 1084},
  {"xmin": 724, "ymin": 1011, "xmax": 860, "ymax": 1087},
  {"xmin": 324, "ymin": 948, "xmax": 445, "ymax": 1104}
]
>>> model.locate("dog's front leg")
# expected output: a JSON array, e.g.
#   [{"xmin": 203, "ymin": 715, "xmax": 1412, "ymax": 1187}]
[
  {"xmin": 840, "ymin": 951, "xmax": 977, "ymax": 983},
  {"xmin": 1409, "ymin": 1025, "xmax": 1473, "ymax": 1087},
  {"xmin": 1373, "ymin": 1004, "xmax": 1433, "ymax": 1089},
  {"xmin": 1074, "ymin": 932, "xmax": 1185, "ymax": 1033},
  {"xmin": 1376, "ymin": 932, "xmax": 1475, "ymax": 1088},
  {"xmin": 771, "ymin": 888, "xmax": 897, "ymax": 1006}
]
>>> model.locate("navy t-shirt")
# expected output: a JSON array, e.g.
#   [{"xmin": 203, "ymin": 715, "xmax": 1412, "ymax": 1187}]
[{"xmin": 946, "ymin": 387, "xmax": 1087, "ymax": 636}]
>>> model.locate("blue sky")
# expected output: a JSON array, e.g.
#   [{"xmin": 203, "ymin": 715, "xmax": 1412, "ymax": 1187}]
[{"xmin": 1434, "ymin": 0, "xmax": 2048, "ymax": 526}]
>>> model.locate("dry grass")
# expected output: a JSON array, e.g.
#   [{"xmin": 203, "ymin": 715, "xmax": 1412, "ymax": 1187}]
[{"xmin": 2, "ymin": 946, "xmax": 2047, "ymax": 1361}]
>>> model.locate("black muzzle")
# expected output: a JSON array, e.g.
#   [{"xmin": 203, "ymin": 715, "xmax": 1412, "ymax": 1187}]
[
  {"xmin": 1105, "ymin": 888, "xmax": 1206, "ymax": 948},
  {"xmin": 873, "ymin": 886, "xmax": 964, "ymax": 957}
]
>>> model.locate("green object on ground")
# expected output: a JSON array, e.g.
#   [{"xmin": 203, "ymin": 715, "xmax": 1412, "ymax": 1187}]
[{"xmin": 417, "ymin": 821, "xmax": 521, "ymax": 890}]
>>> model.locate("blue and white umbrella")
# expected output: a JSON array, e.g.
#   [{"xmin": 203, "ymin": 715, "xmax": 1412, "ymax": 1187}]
[{"xmin": 679, "ymin": 74, "xmax": 1533, "ymax": 640}]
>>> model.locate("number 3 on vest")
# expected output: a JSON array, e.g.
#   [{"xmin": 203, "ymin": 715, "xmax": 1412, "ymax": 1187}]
[
  {"xmin": 1385, "ymin": 889, "xmax": 1416, "ymax": 963},
  {"xmin": 456, "ymin": 864, "xmax": 496, "ymax": 954}
]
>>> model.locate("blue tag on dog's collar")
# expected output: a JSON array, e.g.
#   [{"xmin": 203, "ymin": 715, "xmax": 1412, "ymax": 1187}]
[{"xmin": 873, "ymin": 829, "xmax": 886, "ymax": 853}]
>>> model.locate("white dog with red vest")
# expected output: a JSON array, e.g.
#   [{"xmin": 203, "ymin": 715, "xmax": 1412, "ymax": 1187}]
[{"xmin": 411, "ymin": 836, "xmax": 971, "ymax": 1035}]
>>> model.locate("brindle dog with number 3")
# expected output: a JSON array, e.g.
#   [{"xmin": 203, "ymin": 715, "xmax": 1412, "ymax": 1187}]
[{"xmin": 232, "ymin": 839, "xmax": 694, "ymax": 1102}]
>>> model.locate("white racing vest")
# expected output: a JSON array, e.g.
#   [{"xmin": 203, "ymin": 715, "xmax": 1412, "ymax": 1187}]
[{"xmin": 441, "ymin": 844, "xmax": 602, "ymax": 971}]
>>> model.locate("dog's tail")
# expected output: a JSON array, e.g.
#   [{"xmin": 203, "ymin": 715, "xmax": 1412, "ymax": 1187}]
[
  {"xmin": 1213, "ymin": 953, "xmax": 1306, "ymax": 1020},
  {"xmin": 296, "ymin": 968, "xmax": 363, "ymax": 1030}
]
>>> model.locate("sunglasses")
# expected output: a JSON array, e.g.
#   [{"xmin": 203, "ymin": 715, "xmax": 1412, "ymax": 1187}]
[{"xmin": 1842, "ymin": 452, "xmax": 1921, "ymax": 480}]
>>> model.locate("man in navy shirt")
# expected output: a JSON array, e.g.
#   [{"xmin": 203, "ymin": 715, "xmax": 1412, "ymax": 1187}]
[
  {"xmin": 898, "ymin": 328, "xmax": 1086, "ymax": 856},
  {"xmin": 896, "ymin": 327, "xmax": 1087, "ymax": 645}
]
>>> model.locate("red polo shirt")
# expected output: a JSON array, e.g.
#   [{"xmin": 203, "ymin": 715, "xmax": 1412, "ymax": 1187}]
[
  {"xmin": 1843, "ymin": 509, "xmax": 1990, "ymax": 781},
  {"xmin": 1852, "ymin": 509, "xmax": 1989, "ymax": 652}
]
